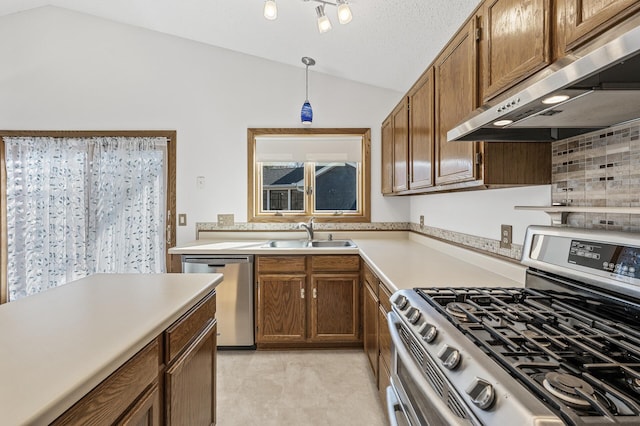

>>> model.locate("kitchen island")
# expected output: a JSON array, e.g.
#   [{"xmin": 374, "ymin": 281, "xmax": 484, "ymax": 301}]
[{"xmin": 0, "ymin": 273, "xmax": 222, "ymax": 425}]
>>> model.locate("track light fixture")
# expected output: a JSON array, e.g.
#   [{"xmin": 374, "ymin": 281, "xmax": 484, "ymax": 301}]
[{"xmin": 263, "ymin": 0, "xmax": 353, "ymax": 33}]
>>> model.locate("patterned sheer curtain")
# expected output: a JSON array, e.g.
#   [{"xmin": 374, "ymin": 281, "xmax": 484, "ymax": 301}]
[{"xmin": 4, "ymin": 136, "xmax": 167, "ymax": 301}]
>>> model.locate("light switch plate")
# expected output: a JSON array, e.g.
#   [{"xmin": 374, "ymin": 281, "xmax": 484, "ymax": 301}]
[
  {"xmin": 178, "ymin": 214, "xmax": 187, "ymax": 226},
  {"xmin": 218, "ymin": 214, "xmax": 234, "ymax": 226},
  {"xmin": 500, "ymin": 224, "xmax": 512, "ymax": 249}
]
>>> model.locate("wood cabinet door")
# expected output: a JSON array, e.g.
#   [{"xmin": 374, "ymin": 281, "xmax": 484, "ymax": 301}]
[
  {"xmin": 434, "ymin": 19, "xmax": 480, "ymax": 185},
  {"xmin": 564, "ymin": 0, "xmax": 640, "ymax": 49},
  {"xmin": 378, "ymin": 303, "xmax": 392, "ymax": 372},
  {"xmin": 408, "ymin": 68, "xmax": 434, "ymax": 190},
  {"xmin": 165, "ymin": 320, "xmax": 216, "ymax": 426},
  {"xmin": 256, "ymin": 274, "xmax": 307, "ymax": 342},
  {"xmin": 381, "ymin": 117, "xmax": 394, "ymax": 194},
  {"xmin": 392, "ymin": 100, "xmax": 409, "ymax": 192},
  {"xmin": 309, "ymin": 273, "xmax": 360, "ymax": 342},
  {"xmin": 363, "ymin": 281, "xmax": 379, "ymax": 376},
  {"xmin": 481, "ymin": 0, "xmax": 551, "ymax": 101},
  {"xmin": 115, "ymin": 384, "xmax": 161, "ymax": 426}
]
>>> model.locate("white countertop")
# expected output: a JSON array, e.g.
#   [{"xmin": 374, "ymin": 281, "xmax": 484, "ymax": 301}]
[
  {"xmin": 170, "ymin": 231, "xmax": 525, "ymax": 291},
  {"xmin": 0, "ymin": 273, "xmax": 222, "ymax": 426}
]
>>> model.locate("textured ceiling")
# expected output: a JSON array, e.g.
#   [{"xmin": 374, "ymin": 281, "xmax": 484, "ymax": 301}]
[{"xmin": 0, "ymin": 0, "xmax": 482, "ymax": 92}]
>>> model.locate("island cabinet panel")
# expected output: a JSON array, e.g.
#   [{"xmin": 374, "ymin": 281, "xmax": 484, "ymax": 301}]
[
  {"xmin": 381, "ymin": 117, "xmax": 394, "ymax": 195},
  {"xmin": 480, "ymin": 0, "xmax": 551, "ymax": 101},
  {"xmin": 434, "ymin": 19, "xmax": 480, "ymax": 186},
  {"xmin": 256, "ymin": 274, "xmax": 307, "ymax": 343},
  {"xmin": 165, "ymin": 292, "xmax": 217, "ymax": 362},
  {"xmin": 165, "ymin": 320, "xmax": 217, "ymax": 426},
  {"xmin": 563, "ymin": 0, "xmax": 640, "ymax": 49},
  {"xmin": 408, "ymin": 68, "xmax": 435, "ymax": 190},
  {"xmin": 52, "ymin": 338, "xmax": 160, "ymax": 426},
  {"xmin": 310, "ymin": 273, "xmax": 360, "ymax": 342},
  {"xmin": 115, "ymin": 384, "xmax": 161, "ymax": 426}
]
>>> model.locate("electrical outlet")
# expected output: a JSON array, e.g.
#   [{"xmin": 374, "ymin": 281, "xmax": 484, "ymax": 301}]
[
  {"xmin": 178, "ymin": 214, "xmax": 187, "ymax": 226},
  {"xmin": 500, "ymin": 224, "xmax": 513, "ymax": 249},
  {"xmin": 196, "ymin": 176, "xmax": 205, "ymax": 189},
  {"xmin": 218, "ymin": 214, "xmax": 234, "ymax": 226},
  {"xmin": 419, "ymin": 215, "xmax": 424, "ymax": 227}
]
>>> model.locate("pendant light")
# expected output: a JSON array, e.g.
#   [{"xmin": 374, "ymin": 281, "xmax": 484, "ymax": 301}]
[
  {"xmin": 301, "ymin": 57, "xmax": 315, "ymax": 125},
  {"xmin": 263, "ymin": 0, "xmax": 353, "ymax": 33},
  {"xmin": 263, "ymin": 0, "xmax": 277, "ymax": 20}
]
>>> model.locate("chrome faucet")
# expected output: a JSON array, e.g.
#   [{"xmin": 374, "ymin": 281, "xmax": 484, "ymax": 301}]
[{"xmin": 299, "ymin": 217, "xmax": 315, "ymax": 241}]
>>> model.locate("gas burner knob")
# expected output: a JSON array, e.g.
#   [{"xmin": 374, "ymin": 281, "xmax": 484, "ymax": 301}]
[
  {"xmin": 438, "ymin": 345, "xmax": 461, "ymax": 370},
  {"xmin": 420, "ymin": 323, "xmax": 437, "ymax": 343},
  {"xmin": 394, "ymin": 295, "xmax": 409, "ymax": 310},
  {"xmin": 466, "ymin": 378, "xmax": 495, "ymax": 410},
  {"xmin": 408, "ymin": 309, "xmax": 421, "ymax": 324}
]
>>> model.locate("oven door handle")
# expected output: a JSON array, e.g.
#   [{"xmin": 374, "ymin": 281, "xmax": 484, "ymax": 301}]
[
  {"xmin": 387, "ymin": 311, "xmax": 474, "ymax": 426},
  {"xmin": 386, "ymin": 385, "xmax": 409, "ymax": 426}
]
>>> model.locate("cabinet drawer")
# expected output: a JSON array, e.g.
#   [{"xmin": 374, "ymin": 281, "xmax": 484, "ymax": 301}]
[
  {"xmin": 257, "ymin": 256, "xmax": 306, "ymax": 273},
  {"xmin": 311, "ymin": 255, "xmax": 360, "ymax": 272},
  {"xmin": 165, "ymin": 291, "xmax": 216, "ymax": 363},
  {"xmin": 379, "ymin": 282, "xmax": 392, "ymax": 313},
  {"xmin": 363, "ymin": 263, "xmax": 379, "ymax": 296},
  {"xmin": 52, "ymin": 338, "xmax": 160, "ymax": 426}
]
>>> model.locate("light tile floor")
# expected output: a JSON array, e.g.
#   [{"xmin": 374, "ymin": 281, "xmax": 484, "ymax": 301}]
[{"xmin": 217, "ymin": 350, "xmax": 387, "ymax": 425}]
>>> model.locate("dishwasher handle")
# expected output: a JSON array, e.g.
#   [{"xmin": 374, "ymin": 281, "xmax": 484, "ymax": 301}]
[{"xmin": 182, "ymin": 256, "xmax": 253, "ymax": 265}]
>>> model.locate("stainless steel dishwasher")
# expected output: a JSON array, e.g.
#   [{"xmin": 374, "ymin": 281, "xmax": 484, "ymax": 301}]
[{"xmin": 181, "ymin": 254, "xmax": 255, "ymax": 349}]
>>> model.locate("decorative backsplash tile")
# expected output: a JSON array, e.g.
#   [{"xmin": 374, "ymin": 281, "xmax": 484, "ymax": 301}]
[{"xmin": 552, "ymin": 121, "xmax": 640, "ymax": 232}]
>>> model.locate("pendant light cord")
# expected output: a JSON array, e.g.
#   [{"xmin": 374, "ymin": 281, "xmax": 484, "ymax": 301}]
[{"xmin": 305, "ymin": 64, "xmax": 309, "ymax": 102}]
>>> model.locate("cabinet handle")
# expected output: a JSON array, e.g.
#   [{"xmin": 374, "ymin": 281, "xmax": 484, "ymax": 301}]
[
  {"xmin": 313, "ymin": 288, "xmax": 317, "ymax": 299},
  {"xmin": 301, "ymin": 288, "xmax": 305, "ymax": 299}
]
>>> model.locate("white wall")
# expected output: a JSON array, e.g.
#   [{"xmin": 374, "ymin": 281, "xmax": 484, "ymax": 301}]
[
  {"xmin": 409, "ymin": 186, "xmax": 552, "ymax": 245},
  {"xmin": 0, "ymin": 6, "xmax": 410, "ymax": 244}
]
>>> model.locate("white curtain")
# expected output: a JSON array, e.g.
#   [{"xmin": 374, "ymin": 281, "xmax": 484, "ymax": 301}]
[{"xmin": 5, "ymin": 136, "xmax": 167, "ymax": 301}]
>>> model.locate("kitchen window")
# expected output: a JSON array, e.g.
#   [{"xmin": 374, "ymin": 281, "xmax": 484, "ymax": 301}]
[
  {"xmin": 0, "ymin": 131, "xmax": 177, "ymax": 303},
  {"xmin": 248, "ymin": 128, "xmax": 371, "ymax": 222}
]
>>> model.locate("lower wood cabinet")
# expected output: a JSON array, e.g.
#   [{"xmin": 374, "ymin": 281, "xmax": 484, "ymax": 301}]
[
  {"xmin": 256, "ymin": 255, "xmax": 362, "ymax": 349},
  {"xmin": 257, "ymin": 273, "xmax": 307, "ymax": 343},
  {"xmin": 362, "ymin": 262, "xmax": 394, "ymax": 411},
  {"xmin": 52, "ymin": 291, "xmax": 217, "ymax": 426}
]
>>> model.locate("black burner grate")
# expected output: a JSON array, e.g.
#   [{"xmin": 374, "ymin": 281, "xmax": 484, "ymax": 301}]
[{"xmin": 416, "ymin": 287, "xmax": 640, "ymax": 425}]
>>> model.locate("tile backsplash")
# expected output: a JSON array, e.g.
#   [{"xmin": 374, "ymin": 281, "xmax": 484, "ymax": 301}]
[{"xmin": 552, "ymin": 120, "xmax": 640, "ymax": 232}]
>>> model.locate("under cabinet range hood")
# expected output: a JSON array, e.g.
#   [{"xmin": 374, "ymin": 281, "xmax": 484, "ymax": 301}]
[{"xmin": 448, "ymin": 24, "xmax": 640, "ymax": 142}]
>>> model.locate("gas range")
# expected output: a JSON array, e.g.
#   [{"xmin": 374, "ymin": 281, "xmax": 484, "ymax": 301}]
[{"xmin": 387, "ymin": 226, "xmax": 640, "ymax": 426}]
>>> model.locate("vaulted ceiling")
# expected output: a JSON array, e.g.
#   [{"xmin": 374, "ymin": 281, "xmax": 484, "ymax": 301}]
[{"xmin": 0, "ymin": 0, "xmax": 481, "ymax": 92}]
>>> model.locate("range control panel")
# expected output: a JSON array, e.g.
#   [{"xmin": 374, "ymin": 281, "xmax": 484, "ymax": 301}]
[{"xmin": 569, "ymin": 240, "xmax": 640, "ymax": 279}]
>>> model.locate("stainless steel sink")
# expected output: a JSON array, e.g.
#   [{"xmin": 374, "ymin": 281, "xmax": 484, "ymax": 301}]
[
  {"xmin": 262, "ymin": 239, "xmax": 357, "ymax": 248},
  {"xmin": 263, "ymin": 240, "xmax": 310, "ymax": 248},
  {"xmin": 310, "ymin": 240, "xmax": 357, "ymax": 248}
]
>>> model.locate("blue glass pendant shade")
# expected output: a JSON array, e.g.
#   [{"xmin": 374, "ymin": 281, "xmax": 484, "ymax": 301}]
[{"xmin": 301, "ymin": 100, "xmax": 313, "ymax": 125}]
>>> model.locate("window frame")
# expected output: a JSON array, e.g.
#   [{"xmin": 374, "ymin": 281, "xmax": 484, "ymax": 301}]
[{"xmin": 247, "ymin": 128, "xmax": 371, "ymax": 223}]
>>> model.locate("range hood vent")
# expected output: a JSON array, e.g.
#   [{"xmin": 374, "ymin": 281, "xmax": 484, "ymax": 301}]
[{"xmin": 448, "ymin": 25, "xmax": 640, "ymax": 142}]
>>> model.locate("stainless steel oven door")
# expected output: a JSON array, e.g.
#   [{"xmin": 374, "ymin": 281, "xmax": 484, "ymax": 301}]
[{"xmin": 387, "ymin": 311, "xmax": 476, "ymax": 426}]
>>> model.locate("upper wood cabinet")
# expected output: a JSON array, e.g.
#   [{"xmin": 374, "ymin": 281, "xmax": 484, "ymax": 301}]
[
  {"xmin": 480, "ymin": 0, "xmax": 551, "ymax": 101},
  {"xmin": 408, "ymin": 68, "xmax": 435, "ymax": 190},
  {"xmin": 381, "ymin": 117, "xmax": 394, "ymax": 195},
  {"xmin": 563, "ymin": 0, "xmax": 640, "ymax": 50},
  {"xmin": 392, "ymin": 100, "xmax": 409, "ymax": 192},
  {"xmin": 434, "ymin": 19, "xmax": 480, "ymax": 186}
]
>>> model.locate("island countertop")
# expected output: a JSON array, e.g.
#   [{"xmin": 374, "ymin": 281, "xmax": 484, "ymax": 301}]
[{"xmin": 0, "ymin": 273, "xmax": 222, "ymax": 426}]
